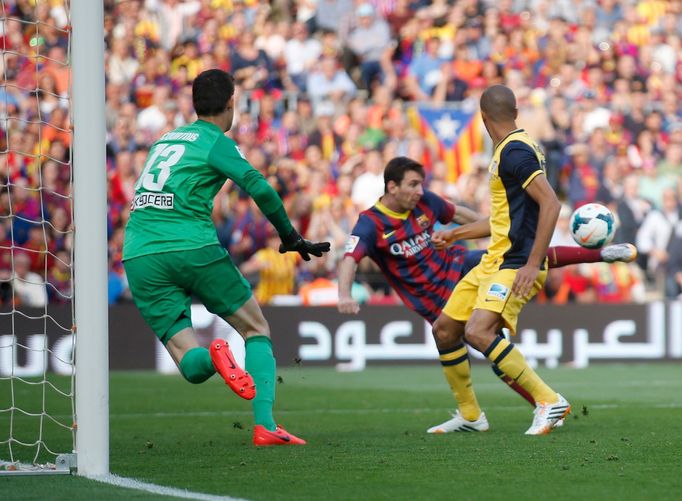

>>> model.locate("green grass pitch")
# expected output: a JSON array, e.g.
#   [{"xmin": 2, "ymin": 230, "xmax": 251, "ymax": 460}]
[{"xmin": 2, "ymin": 364, "xmax": 682, "ymax": 500}]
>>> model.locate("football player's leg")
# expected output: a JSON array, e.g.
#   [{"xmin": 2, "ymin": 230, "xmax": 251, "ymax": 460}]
[
  {"xmin": 490, "ymin": 354, "xmax": 535, "ymax": 406},
  {"xmin": 460, "ymin": 251, "xmax": 536, "ymax": 405},
  {"xmin": 468, "ymin": 270, "xmax": 570, "ymax": 434},
  {"xmin": 224, "ymin": 297, "xmax": 305, "ymax": 445},
  {"xmin": 175, "ymin": 246, "xmax": 254, "ymax": 397},
  {"xmin": 166, "ymin": 326, "xmax": 216, "ymax": 384},
  {"xmin": 475, "ymin": 324, "xmax": 570, "ymax": 435},
  {"xmin": 124, "ymin": 253, "xmax": 215, "ymax": 385},
  {"xmin": 468, "ymin": 309, "xmax": 557, "ymax": 404},
  {"xmin": 223, "ymin": 297, "xmax": 276, "ymax": 430},
  {"xmin": 468, "ymin": 269, "xmax": 557, "ymax": 404},
  {"xmin": 435, "ymin": 270, "xmax": 483, "ymax": 424},
  {"xmin": 189, "ymin": 247, "xmax": 302, "ymax": 444},
  {"xmin": 432, "ymin": 314, "xmax": 482, "ymax": 423},
  {"xmin": 547, "ymin": 244, "xmax": 637, "ymax": 267}
]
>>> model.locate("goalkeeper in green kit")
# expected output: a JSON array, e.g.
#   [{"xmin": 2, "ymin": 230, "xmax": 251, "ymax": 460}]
[{"xmin": 123, "ymin": 69, "xmax": 329, "ymax": 446}]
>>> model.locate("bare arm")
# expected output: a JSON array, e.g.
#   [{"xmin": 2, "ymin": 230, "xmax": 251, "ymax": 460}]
[
  {"xmin": 337, "ymin": 255, "xmax": 360, "ymax": 314},
  {"xmin": 512, "ymin": 174, "xmax": 561, "ymax": 297},
  {"xmin": 452, "ymin": 204, "xmax": 481, "ymax": 225},
  {"xmin": 524, "ymin": 175, "xmax": 561, "ymax": 268},
  {"xmin": 431, "ymin": 218, "xmax": 491, "ymax": 249},
  {"xmin": 431, "ymin": 63, "xmax": 451, "ymax": 104},
  {"xmin": 405, "ymin": 74, "xmax": 430, "ymax": 101}
]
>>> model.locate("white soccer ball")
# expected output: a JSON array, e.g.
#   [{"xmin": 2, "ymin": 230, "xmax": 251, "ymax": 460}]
[{"xmin": 569, "ymin": 203, "xmax": 616, "ymax": 249}]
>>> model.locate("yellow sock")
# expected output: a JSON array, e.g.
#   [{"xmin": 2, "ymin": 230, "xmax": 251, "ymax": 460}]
[
  {"xmin": 439, "ymin": 344, "xmax": 481, "ymax": 421},
  {"xmin": 484, "ymin": 337, "xmax": 557, "ymax": 404}
]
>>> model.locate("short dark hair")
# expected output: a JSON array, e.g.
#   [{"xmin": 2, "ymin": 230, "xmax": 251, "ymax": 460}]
[
  {"xmin": 192, "ymin": 69, "xmax": 235, "ymax": 116},
  {"xmin": 384, "ymin": 157, "xmax": 425, "ymax": 192}
]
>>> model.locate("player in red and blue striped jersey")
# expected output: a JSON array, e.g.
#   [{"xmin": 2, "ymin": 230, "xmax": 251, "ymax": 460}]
[
  {"xmin": 337, "ymin": 156, "xmax": 637, "ymax": 430},
  {"xmin": 342, "ymin": 184, "xmax": 471, "ymax": 324}
]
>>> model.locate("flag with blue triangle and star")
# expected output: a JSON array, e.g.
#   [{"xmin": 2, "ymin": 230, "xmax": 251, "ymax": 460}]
[{"xmin": 407, "ymin": 105, "xmax": 484, "ymax": 182}]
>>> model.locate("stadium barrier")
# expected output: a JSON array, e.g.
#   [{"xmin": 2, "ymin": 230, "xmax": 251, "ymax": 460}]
[{"xmin": 2, "ymin": 301, "xmax": 680, "ymax": 375}]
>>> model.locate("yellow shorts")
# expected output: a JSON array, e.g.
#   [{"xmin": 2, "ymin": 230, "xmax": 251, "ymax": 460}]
[{"xmin": 442, "ymin": 265, "xmax": 547, "ymax": 335}]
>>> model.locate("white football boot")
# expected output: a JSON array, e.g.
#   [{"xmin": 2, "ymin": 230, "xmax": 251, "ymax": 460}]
[
  {"xmin": 525, "ymin": 393, "xmax": 571, "ymax": 435},
  {"xmin": 427, "ymin": 410, "xmax": 489, "ymax": 433},
  {"xmin": 601, "ymin": 243, "xmax": 637, "ymax": 263}
]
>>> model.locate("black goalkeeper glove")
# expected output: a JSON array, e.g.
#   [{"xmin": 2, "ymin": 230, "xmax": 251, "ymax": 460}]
[{"xmin": 279, "ymin": 230, "xmax": 331, "ymax": 261}]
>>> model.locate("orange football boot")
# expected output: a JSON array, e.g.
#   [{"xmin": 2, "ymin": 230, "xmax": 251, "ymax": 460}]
[
  {"xmin": 209, "ymin": 339, "xmax": 255, "ymax": 400},
  {"xmin": 253, "ymin": 425, "xmax": 306, "ymax": 446}
]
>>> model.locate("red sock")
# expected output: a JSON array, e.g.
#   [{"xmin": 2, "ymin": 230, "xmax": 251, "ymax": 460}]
[
  {"xmin": 491, "ymin": 364, "xmax": 535, "ymax": 406},
  {"xmin": 503, "ymin": 376, "xmax": 536, "ymax": 407},
  {"xmin": 547, "ymin": 246, "xmax": 601, "ymax": 268}
]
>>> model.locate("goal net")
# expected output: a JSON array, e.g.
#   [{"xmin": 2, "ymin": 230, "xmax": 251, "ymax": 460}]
[{"xmin": 1, "ymin": 0, "xmax": 108, "ymax": 476}]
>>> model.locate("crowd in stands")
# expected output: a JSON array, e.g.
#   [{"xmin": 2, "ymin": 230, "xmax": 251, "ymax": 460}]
[{"xmin": 1, "ymin": 0, "xmax": 681, "ymax": 309}]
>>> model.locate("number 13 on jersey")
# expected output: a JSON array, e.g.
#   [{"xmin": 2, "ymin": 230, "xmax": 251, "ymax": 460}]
[{"xmin": 135, "ymin": 144, "xmax": 186, "ymax": 192}]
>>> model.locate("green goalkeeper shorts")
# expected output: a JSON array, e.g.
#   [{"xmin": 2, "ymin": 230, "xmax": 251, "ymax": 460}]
[{"xmin": 123, "ymin": 245, "xmax": 252, "ymax": 344}]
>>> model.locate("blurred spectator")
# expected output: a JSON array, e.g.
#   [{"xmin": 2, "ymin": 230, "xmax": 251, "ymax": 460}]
[
  {"xmin": 226, "ymin": 199, "xmax": 271, "ymax": 267},
  {"xmin": 284, "ymin": 22, "xmax": 321, "ymax": 92},
  {"xmin": 556, "ymin": 260, "xmax": 645, "ymax": 304},
  {"xmin": 564, "ymin": 143, "xmax": 600, "ymax": 208},
  {"xmin": 0, "ymin": 223, "xmax": 11, "ymax": 270},
  {"xmin": 649, "ymin": 138, "xmax": 682, "ymax": 200},
  {"xmin": 306, "ymin": 56, "xmax": 357, "ymax": 111},
  {"xmin": 614, "ymin": 174, "xmax": 650, "ymax": 246},
  {"xmin": 550, "ymin": 204, "xmax": 577, "ymax": 248},
  {"xmin": 298, "ymin": 262, "xmax": 371, "ymax": 306},
  {"xmin": 295, "ymin": 1, "xmax": 317, "ymax": 32},
  {"xmin": 351, "ymin": 149, "xmax": 385, "ymax": 210},
  {"xmin": 581, "ymin": 90, "xmax": 611, "ymax": 135},
  {"xmin": 107, "ymin": 37, "xmax": 139, "ymax": 85},
  {"xmin": 298, "ymin": 269, "xmax": 338, "ymax": 305},
  {"xmin": 315, "ymin": 0, "xmax": 354, "ymax": 34},
  {"xmin": 47, "ymin": 249, "xmax": 71, "ymax": 303},
  {"xmin": 595, "ymin": 155, "xmax": 625, "ymax": 204},
  {"xmin": 231, "ymin": 31, "xmax": 277, "ymax": 91},
  {"xmin": 3, "ymin": 253, "xmax": 47, "ymax": 308},
  {"xmin": 11, "ymin": 179, "xmax": 41, "ymax": 246},
  {"xmin": 22, "ymin": 225, "xmax": 48, "ymax": 273},
  {"xmin": 240, "ymin": 229, "xmax": 299, "ymax": 304},
  {"xmin": 137, "ymin": 85, "xmax": 172, "ymax": 137},
  {"xmin": 432, "ymin": 62, "xmax": 469, "ymax": 103},
  {"xmin": 404, "ymin": 36, "xmax": 446, "ymax": 101},
  {"xmin": 149, "ymin": 0, "xmax": 201, "ymax": 51},
  {"xmin": 307, "ymin": 102, "xmax": 342, "ymax": 161},
  {"xmin": 665, "ymin": 223, "xmax": 682, "ymax": 299},
  {"xmin": 636, "ymin": 188, "xmax": 681, "ymax": 284},
  {"xmin": 347, "ymin": 4, "xmax": 391, "ymax": 90},
  {"xmin": 306, "ymin": 197, "xmax": 353, "ymax": 267}
]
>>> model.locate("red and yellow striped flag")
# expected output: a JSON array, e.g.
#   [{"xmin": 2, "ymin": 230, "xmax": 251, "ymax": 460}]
[{"xmin": 407, "ymin": 105, "xmax": 484, "ymax": 183}]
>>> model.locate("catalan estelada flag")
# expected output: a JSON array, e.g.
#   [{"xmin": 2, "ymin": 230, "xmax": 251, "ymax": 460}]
[{"xmin": 407, "ymin": 105, "xmax": 484, "ymax": 182}]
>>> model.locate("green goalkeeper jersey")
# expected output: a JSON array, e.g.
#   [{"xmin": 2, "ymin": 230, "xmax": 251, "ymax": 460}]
[{"xmin": 123, "ymin": 120, "xmax": 293, "ymax": 260}]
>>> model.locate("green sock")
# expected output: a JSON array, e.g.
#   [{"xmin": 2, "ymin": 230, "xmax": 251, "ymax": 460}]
[
  {"xmin": 245, "ymin": 336, "xmax": 277, "ymax": 431},
  {"xmin": 178, "ymin": 347, "xmax": 215, "ymax": 384}
]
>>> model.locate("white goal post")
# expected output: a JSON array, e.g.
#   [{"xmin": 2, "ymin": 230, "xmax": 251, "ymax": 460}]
[
  {"xmin": 0, "ymin": 0, "xmax": 108, "ymax": 476},
  {"xmin": 72, "ymin": 0, "xmax": 109, "ymax": 477}
]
